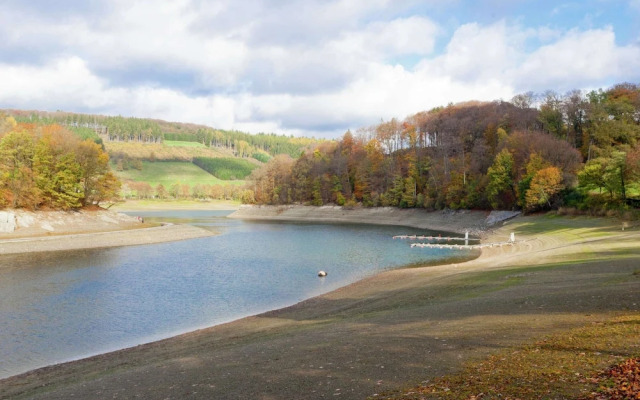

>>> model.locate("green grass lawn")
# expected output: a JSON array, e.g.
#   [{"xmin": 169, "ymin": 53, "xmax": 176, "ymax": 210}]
[
  {"xmin": 164, "ymin": 140, "xmax": 207, "ymax": 148},
  {"xmin": 114, "ymin": 161, "xmax": 246, "ymax": 187}
]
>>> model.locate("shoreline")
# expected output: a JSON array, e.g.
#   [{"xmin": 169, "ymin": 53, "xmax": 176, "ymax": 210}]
[
  {"xmin": 0, "ymin": 209, "xmax": 216, "ymax": 255},
  {"xmin": 228, "ymin": 204, "xmax": 521, "ymax": 236},
  {"xmin": 1, "ymin": 211, "xmax": 638, "ymax": 399},
  {"xmin": 0, "ymin": 223, "xmax": 215, "ymax": 255}
]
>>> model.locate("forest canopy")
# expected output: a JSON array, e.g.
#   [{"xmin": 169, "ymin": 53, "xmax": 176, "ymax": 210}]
[
  {"xmin": 246, "ymin": 83, "xmax": 640, "ymax": 212},
  {"xmin": 0, "ymin": 116, "xmax": 120, "ymax": 210},
  {"xmin": 6, "ymin": 110, "xmax": 320, "ymax": 161}
]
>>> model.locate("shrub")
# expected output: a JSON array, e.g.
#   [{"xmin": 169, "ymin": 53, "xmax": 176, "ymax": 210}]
[{"xmin": 252, "ymin": 152, "xmax": 271, "ymax": 163}]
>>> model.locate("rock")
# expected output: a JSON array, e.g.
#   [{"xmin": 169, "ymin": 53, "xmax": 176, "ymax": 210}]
[
  {"xmin": 41, "ymin": 223, "xmax": 55, "ymax": 232},
  {"xmin": 485, "ymin": 211, "xmax": 521, "ymax": 226},
  {"xmin": 0, "ymin": 211, "xmax": 16, "ymax": 233},
  {"xmin": 16, "ymin": 213, "xmax": 34, "ymax": 228}
]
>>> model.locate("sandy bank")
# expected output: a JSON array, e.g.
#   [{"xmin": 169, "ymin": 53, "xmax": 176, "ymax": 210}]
[
  {"xmin": 229, "ymin": 204, "xmax": 520, "ymax": 235},
  {"xmin": 0, "ymin": 209, "xmax": 214, "ymax": 255}
]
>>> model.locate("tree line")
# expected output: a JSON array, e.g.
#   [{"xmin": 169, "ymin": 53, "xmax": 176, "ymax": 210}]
[
  {"xmin": 0, "ymin": 115, "xmax": 120, "ymax": 210},
  {"xmin": 123, "ymin": 181, "xmax": 253, "ymax": 204},
  {"xmin": 5, "ymin": 110, "xmax": 319, "ymax": 161},
  {"xmin": 246, "ymin": 83, "xmax": 640, "ymax": 212}
]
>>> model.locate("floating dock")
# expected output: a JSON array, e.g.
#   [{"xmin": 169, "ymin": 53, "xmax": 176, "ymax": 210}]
[
  {"xmin": 392, "ymin": 235, "xmax": 481, "ymax": 242},
  {"xmin": 410, "ymin": 240, "xmax": 518, "ymax": 250},
  {"xmin": 395, "ymin": 232, "xmax": 519, "ymax": 251}
]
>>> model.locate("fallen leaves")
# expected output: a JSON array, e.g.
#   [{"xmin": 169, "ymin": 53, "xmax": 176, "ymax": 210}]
[
  {"xmin": 579, "ymin": 357, "xmax": 640, "ymax": 400},
  {"xmin": 370, "ymin": 314, "xmax": 640, "ymax": 400}
]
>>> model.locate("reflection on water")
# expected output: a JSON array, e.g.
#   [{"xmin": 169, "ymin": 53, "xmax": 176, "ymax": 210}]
[{"xmin": 0, "ymin": 210, "xmax": 471, "ymax": 378}]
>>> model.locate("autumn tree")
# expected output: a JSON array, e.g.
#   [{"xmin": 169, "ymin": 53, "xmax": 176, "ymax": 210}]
[
  {"xmin": 0, "ymin": 129, "xmax": 37, "ymax": 208},
  {"xmin": 92, "ymin": 172, "xmax": 120, "ymax": 205},
  {"xmin": 524, "ymin": 167, "xmax": 564, "ymax": 211},
  {"xmin": 486, "ymin": 149, "xmax": 516, "ymax": 209},
  {"xmin": 155, "ymin": 184, "xmax": 168, "ymax": 199},
  {"xmin": 578, "ymin": 158, "xmax": 609, "ymax": 196},
  {"xmin": 75, "ymin": 140, "xmax": 116, "ymax": 205},
  {"xmin": 538, "ymin": 91, "xmax": 565, "ymax": 139},
  {"xmin": 33, "ymin": 127, "xmax": 84, "ymax": 209}
]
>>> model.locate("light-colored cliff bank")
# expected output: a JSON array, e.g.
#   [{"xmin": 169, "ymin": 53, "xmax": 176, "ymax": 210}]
[
  {"xmin": 0, "ymin": 209, "xmax": 214, "ymax": 255},
  {"xmin": 229, "ymin": 204, "xmax": 520, "ymax": 236}
]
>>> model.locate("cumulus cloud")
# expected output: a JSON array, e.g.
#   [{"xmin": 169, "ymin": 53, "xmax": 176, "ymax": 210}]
[
  {"xmin": 0, "ymin": 57, "xmax": 117, "ymax": 110},
  {"xmin": 513, "ymin": 27, "xmax": 640, "ymax": 92}
]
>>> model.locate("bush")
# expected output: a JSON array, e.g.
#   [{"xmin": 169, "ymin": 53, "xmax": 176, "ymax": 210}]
[{"xmin": 252, "ymin": 152, "xmax": 271, "ymax": 163}]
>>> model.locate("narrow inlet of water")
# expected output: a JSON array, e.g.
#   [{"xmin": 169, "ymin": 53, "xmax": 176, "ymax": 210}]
[{"xmin": 0, "ymin": 210, "xmax": 473, "ymax": 378}]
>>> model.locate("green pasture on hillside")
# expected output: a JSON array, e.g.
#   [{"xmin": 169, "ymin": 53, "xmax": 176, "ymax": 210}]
[
  {"xmin": 113, "ymin": 161, "xmax": 246, "ymax": 187},
  {"xmin": 192, "ymin": 157, "xmax": 258, "ymax": 180},
  {"xmin": 164, "ymin": 140, "xmax": 207, "ymax": 148}
]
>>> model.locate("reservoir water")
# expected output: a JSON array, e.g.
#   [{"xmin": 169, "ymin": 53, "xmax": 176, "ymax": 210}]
[{"xmin": 0, "ymin": 210, "xmax": 471, "ymax": 379}]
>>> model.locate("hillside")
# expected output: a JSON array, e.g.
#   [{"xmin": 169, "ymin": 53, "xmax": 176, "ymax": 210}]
[
  {"xmin": 2, "ymin": 109, "xmax": 320, "ymax": 202},
  {"xmin": 247, "ymin": 83, "xmax": 640, "ymax": 215},
  {"xmin": 3, "ymin": 109, "xmax": 321, "ymax": 160}
]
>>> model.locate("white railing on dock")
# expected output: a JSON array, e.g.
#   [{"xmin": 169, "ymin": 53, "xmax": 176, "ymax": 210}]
[
  {"xmin": 396, "ymin": 232, "xmax": 519, "ymax": 251},
  {"xmin": 410, "ymin": 240, "xmax": 519, "ymax": 250},
  {"xmin": 392, "ymin": 235, "xmax": 481, "ymax": 242}
]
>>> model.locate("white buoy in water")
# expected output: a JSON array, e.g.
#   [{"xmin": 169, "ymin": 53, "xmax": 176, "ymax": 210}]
[{"xmin": 318, "ymin": 270, "xmax": 327, "ymax": 277}]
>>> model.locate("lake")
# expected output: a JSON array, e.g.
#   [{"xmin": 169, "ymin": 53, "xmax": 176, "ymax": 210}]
[{"xmin": 0, "ymin": 210, "xmax": 472, "ymax": 379}]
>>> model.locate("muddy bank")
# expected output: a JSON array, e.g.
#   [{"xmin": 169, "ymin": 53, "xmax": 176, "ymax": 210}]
[{"xmin": 229, "ymin": 205, "xmax": 520, "ymax": 236}]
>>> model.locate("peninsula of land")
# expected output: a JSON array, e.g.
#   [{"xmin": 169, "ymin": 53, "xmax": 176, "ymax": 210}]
[
  {"xmin": 0, "ymin": 207, "xmax": 638, "ymax": 399},
  {"xmin": 0, "ymin": 209, "xmax": 215, "ymax": 255}
]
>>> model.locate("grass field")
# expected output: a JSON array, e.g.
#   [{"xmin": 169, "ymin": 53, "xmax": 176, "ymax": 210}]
[
  {"xmin": 105, "ymin": 141, "xmax": 232, "ymax": 161},
  {"xmin": 163, "ymin": 140, "xmax": 207, "ymax": 148},
  {"xmin": 114, "ymin": 161, "xmax": 246, "ymax": 187},
  {"xmin": 111, "ymin": 199, "xmax": 240, "ymax": 211}
]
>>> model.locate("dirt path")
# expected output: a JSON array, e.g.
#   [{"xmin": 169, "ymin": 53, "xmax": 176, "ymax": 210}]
[{"xmin": 1, "ymin": 215, "xmax": 639, "ymax": 399}]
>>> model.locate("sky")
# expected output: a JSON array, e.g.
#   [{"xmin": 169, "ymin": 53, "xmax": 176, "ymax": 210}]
[{"xmin": 1, "ymin": 0, "xmax": 639, "ymax": 138}]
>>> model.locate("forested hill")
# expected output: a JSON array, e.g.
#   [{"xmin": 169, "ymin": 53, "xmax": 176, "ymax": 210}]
[
  {"xmin": 2, "ymin": 109, "xmax": 320, "ymax": 160},
  {"xmin": 247, "ymin": 83, "xmax": 640, "ymax": 213}
]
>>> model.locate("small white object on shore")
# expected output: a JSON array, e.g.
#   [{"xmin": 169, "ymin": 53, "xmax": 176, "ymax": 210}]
[{"xmin": 318, "ymin": 270, "xmax": 327, "ymax": 277}]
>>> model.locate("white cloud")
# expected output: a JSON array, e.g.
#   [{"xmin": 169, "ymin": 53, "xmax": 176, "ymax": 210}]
[
  {"xmin": 514, "ymin": 27, "xmax": 640, "ymax": 91},
  {"xmin": 0, "ymin": 57, "xmax": 118, "ymax": 110},
  {"xmin": 330, "ymin": 16, "xmax": 439, "ymax": 60},
  {"xmin": 417, "ymin": 21, "xmax": 520, "ymax": 82}
]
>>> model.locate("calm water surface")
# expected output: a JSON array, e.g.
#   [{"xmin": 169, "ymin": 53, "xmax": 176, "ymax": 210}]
[{"xmin": 0, "ymin": 210, "xmax": 471, "ymax": 378}]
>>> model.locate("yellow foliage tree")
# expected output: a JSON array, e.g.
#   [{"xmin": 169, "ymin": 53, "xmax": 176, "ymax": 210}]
[{"xmin": 525, "ymin": 167, "xmax": 564, "ymax": 211}]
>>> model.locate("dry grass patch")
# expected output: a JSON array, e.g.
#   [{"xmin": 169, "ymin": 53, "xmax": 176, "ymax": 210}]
[{"xmin": 374, "ymin": 314, "xmax": 640, "ymax": 400}]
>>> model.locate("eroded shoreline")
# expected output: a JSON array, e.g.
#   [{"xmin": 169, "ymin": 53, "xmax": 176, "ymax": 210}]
[
  {"xmin": 0, "ymin": 224, "xmax": 215, "ymax": 255},
  {"xmin": 228, "ymin": 204, "xmax": 521, "ymax": 236}
]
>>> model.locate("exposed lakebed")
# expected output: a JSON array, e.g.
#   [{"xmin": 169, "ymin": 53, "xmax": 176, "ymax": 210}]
[{"xmin": 0, "ymin": 210, "xmax": 473, "ymax": 378}]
